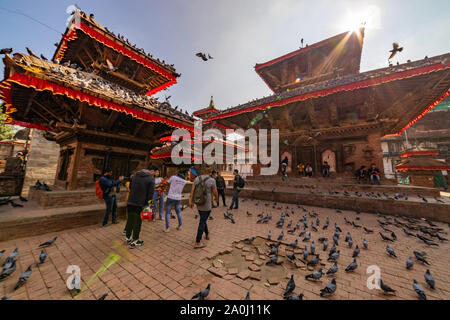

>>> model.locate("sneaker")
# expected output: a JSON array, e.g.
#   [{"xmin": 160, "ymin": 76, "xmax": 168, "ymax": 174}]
[
  {"xmin": 125, "ymin": 237, "xmax": 132, "ymax": 245},
  {"xmin": 164, "ymin": 228, "xmax": 170, "ymax": 233},
  {"xmin": 122, "ymin": 230, "xmax": 126, "ymax": 236},
  {"xmin": 194, "ymin": 242, "xmax": 206, "ymax": 249},
  {"xmin": 101, "ymin": 223, "xmax": 108, "ymax": 227},
  {"xmin": 112, "ymin": 221, "xmax": 119, "ymax": 225},
  {"xmin": 129, "ymin": 240, "xmax": 143, "ymax": 249},
  {"xmin": 176, "ymin": 226, "xmax": 182, "ymax": 230},
  {"xmin": 205, "ymin": 234, "xmax": 210, "ymax": 240},
  {"xmin": 208, "ymin": 216, "xmax": 214, "ymax": 220}
]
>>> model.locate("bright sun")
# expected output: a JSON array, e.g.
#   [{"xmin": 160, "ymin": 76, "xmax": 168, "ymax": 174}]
[{"xmin": 340, "ymin": 5, "xmax": 381, "ymax": 32}]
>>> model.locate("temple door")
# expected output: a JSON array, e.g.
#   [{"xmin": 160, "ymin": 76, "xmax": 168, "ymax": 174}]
[
  {"xmin": 297, "ymin": 147, "xmax": 314, "ymax": 172},
  {"xmin": 322, "ymin": 149, "xmax": 336, "ymax": 172}
]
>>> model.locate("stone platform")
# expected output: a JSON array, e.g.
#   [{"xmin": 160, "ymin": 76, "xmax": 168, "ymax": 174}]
[
  {"xmin": 226, "ymin": 185, "xmax": 450, "ymax": 223},
  {"xmin": 243, "ymin": 175, "xmax": 441, "ymax": 197}
]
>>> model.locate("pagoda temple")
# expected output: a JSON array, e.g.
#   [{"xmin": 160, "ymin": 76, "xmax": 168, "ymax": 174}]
[
  {"xmin": 0, "ymin": 10, "xmax": 194, "ymax": 190},
  {"xmin": 395, "ymin": 147, "xmax": 450, "ymax": 188},
  {"xmin": 197, "ymin": 28, "xmax": 450, "ymax": 176}
]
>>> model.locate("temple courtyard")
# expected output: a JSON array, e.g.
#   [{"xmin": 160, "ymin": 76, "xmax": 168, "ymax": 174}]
[{"xmin": 1, "ymin": 196, "xmax": 449, "ymax": 300}]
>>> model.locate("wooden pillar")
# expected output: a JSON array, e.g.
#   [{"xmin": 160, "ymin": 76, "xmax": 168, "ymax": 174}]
[{"xmin": 68, "ymin": 141, "xmax": 82, "ymax": 190}]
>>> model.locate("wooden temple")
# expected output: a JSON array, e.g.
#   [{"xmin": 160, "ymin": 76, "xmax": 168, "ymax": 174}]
[
  {"xmin": 197, "ymin": 28, "xmax": 450, "ymax": 176},
  {"xmin": 0, "ymin": 10, "xmax": 193, "ymax": 190}
]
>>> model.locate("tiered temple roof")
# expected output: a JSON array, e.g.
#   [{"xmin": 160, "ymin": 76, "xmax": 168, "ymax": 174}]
[
  {"xmin": 396, "ymin": 147, "xmax": 450, "ymax": 171},
  {"xmin": 52, "ymin": 11, "xmax": 179, "ymax": 96}
]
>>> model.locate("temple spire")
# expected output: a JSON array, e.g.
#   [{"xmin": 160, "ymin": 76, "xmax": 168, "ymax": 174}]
[{"xmin": 209, "ymin": 95, "xmax": 215, "ymax": 108}]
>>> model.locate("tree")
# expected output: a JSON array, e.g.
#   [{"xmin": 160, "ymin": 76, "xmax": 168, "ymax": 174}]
[{"xmin": 0, "ymin": 103, "xmax": 15, "ymax": 140}]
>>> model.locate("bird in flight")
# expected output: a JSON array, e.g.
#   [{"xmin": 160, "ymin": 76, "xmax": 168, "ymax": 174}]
[
  {"xmin": 195, "ymin": 52, "xmax": 213, "ymax": 61},
  {"xmin": 388, "ymin": 43, "xmax": 403, "ymax": 61}
]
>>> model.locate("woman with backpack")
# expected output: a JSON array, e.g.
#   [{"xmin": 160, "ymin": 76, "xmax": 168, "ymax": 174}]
[
  {"xmin": 190, "ymin": 165, "xmax": 218, "ymax": 249},
  {"xmin": 164, "ymin": 168, "xmax": 187, "ymax": 232}
]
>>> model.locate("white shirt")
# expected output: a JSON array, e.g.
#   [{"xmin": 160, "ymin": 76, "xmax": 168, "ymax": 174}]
[
  {"xmin": 167, "ymin": 175, "xmax": 186, "ymax": 201},
  {"xmin": 154, "ymin": 177, "xmax": 162, "ymax": 188}
]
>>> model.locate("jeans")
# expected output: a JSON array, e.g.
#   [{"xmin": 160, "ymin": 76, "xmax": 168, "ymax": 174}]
[
  {"xmin": 230, "ymin": 189, "xmax": 240, "ymax": 209},
  {"xmin": 125, "ymin": 205, "xmax": 142, "ymax": 241},
  {"xmin": 218, "ymin": 189, "xmax": 226, "ymax": 206},
  {"xmin": 370, "ymin": 175, "xmax": 381, "ymax": 184},
  {"xmin": 196, "ymin": 210, "xmax": 211, "ymax": 243},
  {"xmin": 322, "ymin": 169, "xmax": 330, "ymax": 177},
  {"xmin": 165, "ymin": 198, "xmax": 182, "ymax": 229},
  {"xmin": 103, "ymin": 195, "xmax": 117, "ymax": 225},
  {"xmin": 153, "ymin": 190, "xmax": 165, "ymax": 219}
]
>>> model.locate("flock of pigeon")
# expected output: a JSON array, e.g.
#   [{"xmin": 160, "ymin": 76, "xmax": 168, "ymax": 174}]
[
  {"xmin": 0, "ymin": 236, "xmax": 109, "ymax": 300},
  {"xmin": 192, "ymin": 198, "xmax": 447, "ymax": 300}
]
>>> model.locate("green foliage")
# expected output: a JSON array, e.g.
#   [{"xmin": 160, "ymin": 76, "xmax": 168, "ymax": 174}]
[{"xmin": 0, "ymin": 104, "xmax": 15, "ymax": 140}]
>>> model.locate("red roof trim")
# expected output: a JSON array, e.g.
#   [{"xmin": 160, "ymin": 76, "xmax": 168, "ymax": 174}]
[
  {"xmin": 206, "ymin": 61, "xmax": 450, "ymax": 125},
  {"xmin": 396, "ymin": 165, "xmax": 450, "ymax": 171},
  {"xmin": 400, "ymin": 150, "xmax": 439, "ymax": 158}
]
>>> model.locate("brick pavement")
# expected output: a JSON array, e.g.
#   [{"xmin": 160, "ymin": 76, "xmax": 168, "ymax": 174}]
[{"xmin": 0, "ymin": 196, "xmax": 449, "ymax": 300}]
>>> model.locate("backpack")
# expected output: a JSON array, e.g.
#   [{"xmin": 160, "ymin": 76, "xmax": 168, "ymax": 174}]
[
  {"xmin": 237, "ymin": 175, "xmax": 245, "ymax": 188},
  {"xmin": 193, "ymin": 176, "xmax": 208, "ymax": 206},
  {"xmin": 95, "ymin": 179, "xmax": 103, "ymax": 199}
]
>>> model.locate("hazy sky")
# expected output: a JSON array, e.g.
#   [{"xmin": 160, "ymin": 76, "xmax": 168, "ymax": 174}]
[{"xmin": 1, "ymin": 0, "xmax": 449, "ymax": 114}]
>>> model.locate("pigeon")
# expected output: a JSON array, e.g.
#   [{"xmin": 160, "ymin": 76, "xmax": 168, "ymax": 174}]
[
  {"xmin": 40, "ymin": 54, "xmax": 48, "ymax": 61},
  {"xmin": 362, "ymin": 239, "xmax": 368, "ymax": 249},
  {"xmin": 269, "ymin": 246, "xmax": 278, "ymax": 256},
  {"xmin": 413, "ymin": 251, "xmax": 430, "ymax": 265},
  {"xmin": 192, "ymin": 283, "xmax": 211, "ymax": 300},
  {"xmin": 379, "ymin": 232, "xmax": 394, "ymax": 242},
  {"xmin": 322, "ymin": 222, "xmax": 329, "ymax": 230},
  {"xmin": 386, "ymin": 245, "xmax": 397, "ymax": 258},
  {"xmin": 320, "ymin": 278, "xmax": 337, "ymax": 297},
  {"xmin": 417, "ymin": 235, "xmax": 438, "ymax": 246},
  {"xmin": 0, "ymin": 250, "xmax": 4, "ymax": 259},
  {"xmin": 284, "ymin": 293, "xmax": 304, "ymax": 300},
  {"xmin": 9, "ymin": 201, "xmax": 23, "ymax": 208},
  {"xmin": 345, "ymin": 259, "xmax": 358, "ymax": 272},
  {"xmin": 246, "ymin": 211, "xmax": 252, "ymax": 216},
  {"xmin": 39, "ymin": 237, "xmax": 57, "ymax": 248},
  {"xmin": 403, "ymin": 228, "xmax": 416, "ymax": 237},
  {"xmin": 244, "ymin": 291, "xmax": 250, "ymax": 300},
  {"xmin": 267, "ymin": 230, "xmax": 272, "ymax": 240},
  {"xmin": 299, "ymin": 229, "xmax": 306, "ymax": 237},
  {"xmin": 326, "ymin": 262, "xmax": 338, "ymax": 275},
  {"xmin": 302, "ymin": 233, "xmax": 311, "ymax": 242},
  {"xmin": 424, "ymin": 270, "xmax": 435, "ymax": 289},
  {"xmin": 288, "ymin": 239, "xmax": 298, "ymax": 248},
  {"xmin": 39, "ymin": 250, "xmax": 47, "ymax": 264},
  {"xmin": 363, "ymin": 227, "xmax": 374, "ymax": 234},
  {"xmin": 244, "ymin": 237, "xmax": 255, "ymax": 244},
  {"xmin": 305, "ymin": 268, "xmax": 323, "ymax": 281},
  {"xmin": 277, "ymin": 231, "xmax": 284, "ymax": 241},
  {"xmin": 287, "ymin": 253, "xmax": 296, "ymax": 261},
  {"xmin": 0, "ymin": 48, "xmax": 13, "ymax": 55},
  {"xmin": 4, "ymin": 248, "xmax": 18, "ymax": 263},
  {"xmin": 406, "ymin": 257, "xmax": 414, "ymax": 270},
  {"xmin": 379, "ymin": 279, "xmax": 396, "ymax": 294},
  {"xmin": 352, "ymin": 245, "xmax": 360, "ymax": 258},
  {"xmin": 345, "ymin": 232, "xmax": 351, "ymax": 242},
  {"xmin": 14, "ymin": 265, "xmax": 32, "ymax": 290},
  {"xmin": 0, "ymin": 260, "xmax": 16, "ymax": 280},
  {"xmin": 26, "ymin": 47, "xmax": 39, "ymax": 58},
  {"xmin": 333, "ymin": 235, "xmax": 339, "ymax": 246},
  {"xmin": 310, "ymin": 241, "xmax": 316, "ymax": 255},
  {"xmin": 303, "ymin": 247, "xmax": 308, "ymax": 260},
  {"xmin": 266, "ymin": 255, "xmax": 279, "ymax": 265},
  {"xmin": 388, "ymin": 43, "xmax": 403, "ymax": 61},
  {"xmin": 307, "ymin": 255, "xmax": 320, "ymax": 267},
  {"xmin": 391, "ymin": 232, "xmax": 397, "ymax": 241},
  {"xmin": 348, "ymin": 238, "xmax": 353, "ymax": 248},
  {"xmin": 97, "ymin": 293, "xmax": 108, "ymax": 300},
  {"xmin": 283, "ymin": 275, "xmax": 296, "ymax": 297},
  {"xmin": 322, "ymin": 239, "xmax": 328, "ymax": 251},
  {"xmin": 195, "ymin": 52, "xmax": 208, "ymax": 61},
  {"xmin": 413, "ymin": 279, "xmax": 426, "ymax": 300}
]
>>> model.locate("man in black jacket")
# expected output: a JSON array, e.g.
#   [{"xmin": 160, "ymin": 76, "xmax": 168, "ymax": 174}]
[
  {"xmin": 215, "ymin": 171, "xmax": 226, "ymax": 207},
  {"xmin": 125, "ymin": 164, "xmax": 156, "ymax": 248},
  {"xmin": 229, "ymin": 169, "xmax": 241, "ymax": 210}
]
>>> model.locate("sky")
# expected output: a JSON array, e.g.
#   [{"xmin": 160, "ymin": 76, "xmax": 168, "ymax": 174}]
[{"xmin": 0, "ymin": 0, "xmax": 449, "ymax": 115}]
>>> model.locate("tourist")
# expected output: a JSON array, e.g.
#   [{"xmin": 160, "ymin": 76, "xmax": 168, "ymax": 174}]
[
  {"xmin": 189, "ymin": 165, "xmax": 218, "ymax": 249},
  {"xmin": 368, "ymin": 163, "xmax": 381, "ymax": 185},
  {"xmin": 215, "ymin": 171, "xmax": 227, "ymax": 207},
  {"xmin": 99, "ymin": 168, "xmax": 124, "ymax": 227},
  {"xmin": 164, "ymin": 168, "xmax": 187, "ymax": 232},
  {"xmin": 153, "ymin": 168, "xmax": 165, "ymax": 220},
  {"xmin": 281, "ymin": 156, "xmax": 289, "ymax": 181},
  {"xmin": 322, "ymin": 161, "xmax": 331, "ymax": 177},
  {"xmin": 229, "ymin": 169, "xmax": 242, "ymax": 209},
  {"xmin": 125, "ymin": 165, "xmax": 156, "ymax": 248},
  {"xmin": 355, "ymin": 165, "xmax": 367, "ymax": 183},
  {"xmin": 305, "ymin": 164, "xmax": 313, "ymax": 177},
  {"xmin": 297, "ymin": 162, "xmax": 305, "ymax": 176}
]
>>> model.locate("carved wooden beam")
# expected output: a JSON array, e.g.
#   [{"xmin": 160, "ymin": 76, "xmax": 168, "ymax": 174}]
[
  {"xmin": 105, "ymin": 111, "xmax": 120, "ymax": 130},
  {"xmin": 23, "ymin": 91, "xmax": 37, "ymax": 117},
  {"xmin": 33, "ymin": 100, "xmax": 62, "ymax": 122}
]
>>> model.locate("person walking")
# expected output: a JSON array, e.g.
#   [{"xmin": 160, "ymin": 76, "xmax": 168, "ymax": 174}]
[
  {"xmin": 229, "ymin": 169, "xmax": 243, "ymax": 210},
  {"xmin": 153, "ymin": 168, "xmax": 165, "ymax": 220},
  {"xmin": 99, "ymin": 168, "xmax": 124, "ymax": 227},
  {"xmin": 215, "ymin": 171, "xmax": 227, "ymax": 207},
  {"xmin": 190, "ymin": 165, "xmax": 218, "ymax": 249},
  {"xmin": 164, "ymin": 168, "xmax": 187, "ymax": 232},
  {"xmin": 125, "ymin": 165, "xmax": 156, "ymax": 248}
]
